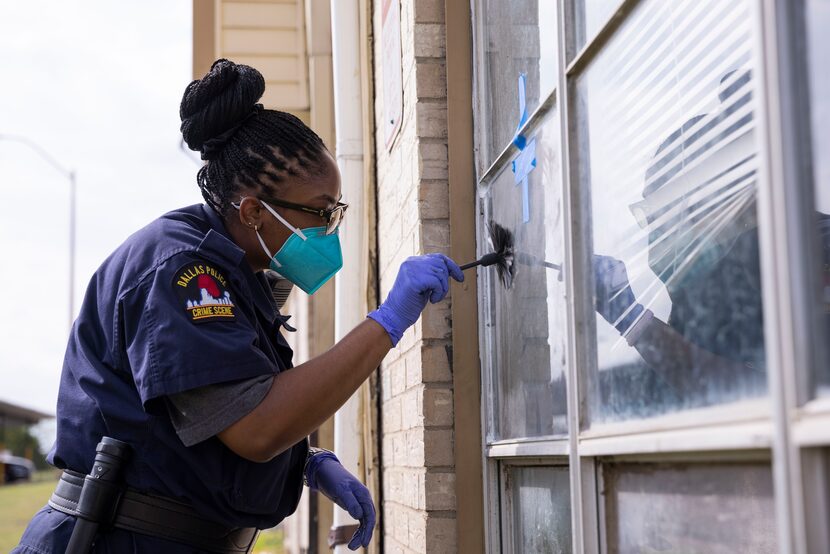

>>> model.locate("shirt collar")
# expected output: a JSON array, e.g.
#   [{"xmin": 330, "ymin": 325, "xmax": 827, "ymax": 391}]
[
  {"xmin": 199, "ymin": 204, "xmax": 277, "ymax": 323},
  {"xmin": 197, "ymin": 204, "xmax": 246, "ymax": 267}
]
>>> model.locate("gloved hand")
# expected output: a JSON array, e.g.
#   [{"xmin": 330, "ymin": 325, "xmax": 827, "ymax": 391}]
[
  {"xmin": 368, "ymin": 253, "xmax": 464, "ymax": 346},
  {"xmin": 593, "ymin": 254, "xmax": 644, "ymax": 334},
  {"xmin": 306, "ymin": 451, "xmax": 375, "ymax": 550}
]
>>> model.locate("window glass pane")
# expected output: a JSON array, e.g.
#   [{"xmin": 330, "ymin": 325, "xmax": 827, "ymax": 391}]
[
  {"xmin": 475, "ymin": 0, "xmax": 558, "ymax": 171},
  {"xmin": 571, "ymin": 0, "xmax": 621, "ymax": 54},
  {"xmin": 804, "ymin": 0, "xmax": 830, "ymax": 397},
  {"xmin": 479, "ymin": 111, "xmax": 567, "ymax": 440},
  {"xmin": 504, "ymin": 465, "xmax": 572, "ymax": 553},
  {"xmin": 575, "ymin": 0, "xmax": 767, "ymax": 425},
  {"xmin": 604, "ymin": 463, "xmax": 777, "ymax": 553}
]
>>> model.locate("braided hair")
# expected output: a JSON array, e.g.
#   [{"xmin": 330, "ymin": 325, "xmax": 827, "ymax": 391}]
[{"xmin": 179, "ymin": 59, "xmax": 328, "ymax": 214}]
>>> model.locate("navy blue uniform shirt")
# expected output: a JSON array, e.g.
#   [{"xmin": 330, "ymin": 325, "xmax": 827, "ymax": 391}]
[{"xmin": 15, "ymin": 204, "xmax": 307, "ymax": 553}]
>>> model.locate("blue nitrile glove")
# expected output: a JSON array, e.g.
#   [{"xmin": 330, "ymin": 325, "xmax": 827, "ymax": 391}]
[
  {"xmin": 368, "ymin": 253, "xmax": 464, "ymax": 345},
  {"xmin": 593, "ymin": 254, "xmax": 644, "ymax": 334},
  {"xmin": 306, "ymin": 452, "xmax": 375, "ymax": 550}
]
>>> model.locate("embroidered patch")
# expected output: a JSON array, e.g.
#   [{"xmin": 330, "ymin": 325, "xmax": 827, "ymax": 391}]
[{"xmin": 173, "ymin": 262, "xmax": 237, "ymax": 323}]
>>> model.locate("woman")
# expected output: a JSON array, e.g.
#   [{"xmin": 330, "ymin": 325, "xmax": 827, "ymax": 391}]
[{"xmin": 13, "ymin": 59, "xmax": 463, "ymax": 553}]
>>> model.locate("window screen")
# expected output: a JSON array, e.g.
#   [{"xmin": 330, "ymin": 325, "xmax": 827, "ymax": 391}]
[{"xmin": 575, "ymin": 0, "xmax": 767, "ymax": 424}]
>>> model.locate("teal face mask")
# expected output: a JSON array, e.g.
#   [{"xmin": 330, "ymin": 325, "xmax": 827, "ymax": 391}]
[{"xmin": 256, "ymin": 201, "xmax": 343, "ymax": 295}]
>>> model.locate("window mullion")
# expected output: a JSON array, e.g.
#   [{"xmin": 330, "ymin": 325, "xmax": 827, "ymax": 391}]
[{"xmin": 558, "ymin": 0, "xmax": 594, "ymax": 552}]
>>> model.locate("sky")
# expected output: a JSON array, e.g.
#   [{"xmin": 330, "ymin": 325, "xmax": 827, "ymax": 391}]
[{"xmin": 0, "ymin": 1, "xmax": 203, "ymax": 417}]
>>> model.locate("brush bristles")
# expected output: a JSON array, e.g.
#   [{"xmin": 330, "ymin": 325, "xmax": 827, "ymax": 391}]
[{"xmin": 487, "ymin": 221, "xmax": 516, "ymax": 289}]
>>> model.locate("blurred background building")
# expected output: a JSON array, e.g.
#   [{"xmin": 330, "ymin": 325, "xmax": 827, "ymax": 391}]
[
  {"xmin": 192, "ymin": 1, "xmax": 830, "ymax": 553},
  {"xmin": 0, "ymin": 400, "xmax": 52, "ymax": 484}
]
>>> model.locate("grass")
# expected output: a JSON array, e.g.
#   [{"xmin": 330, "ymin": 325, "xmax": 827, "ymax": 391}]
[
  {"xmin": 253, "ymin": 526, "xmax": 284, "ymax": 554},
  {"xmin": 0, "ymin": 474, "xmax": 57, "ymax": 552},
  {"xmin": 0, "ymin": 472, "xmax": 284, "ymax": 553}
]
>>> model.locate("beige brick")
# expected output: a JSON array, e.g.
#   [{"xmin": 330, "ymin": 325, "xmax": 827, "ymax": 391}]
[
  {"xmin": 381, "ymin": 366, "xmax": 392, "ymax": 401},
  {"xmin": 393, "ymin": 503, "xmax": 410, "ymax": 543},
  {"xmin": 415, "ymin": 101, "xmax": 448, "ymax": 139},
  {"xmin": 400, "ymin": 189, "xmax": 420, "ymax": 237},
  {"xmin": 400, "ymin": 386, "xmax": 423, "ymax": 430},
  {"xmin": 407, "ymin": 510, "xmax": 427, "ymax": 552},
  {"xmin": 418, "ymin": 141, "xmax": 449, "ymax": 180},
  {"xmin": 424, "ymin": 428, "xmax": 454, "ymax": 467},
  {"xmin": 389, "ymin": 432, "xmax": 405, "ymax": 467},
  {"xmin": 384, "ymin": 537, "xmax": 407, "ymax": 554},
  {"xmin": 385, "ymin": 467, "xmax": 403, "ymax": 500},
  {"xmin": 382, "ymin": 435, "xmax": 395, "ymax": 468},
  {"xmin": 421, "ymin": 300, "xmax": 452, "ymax": 340},
  {"xmin": 414, "ymin": 0, "xmax": 445, "ymax": 23},
  {"xmin": 390, "ymin": 359, "xmax": 407, "ymax": 396},
  {"xmin": 413, "ymin": 24, "xmax": 446, "ymax": 58},
  {"xmin": 402, "ymin": 469, "xmax": 423, "ymax": 509},
  {"xmin": 418, "ymin": 180, "xmax": 449, "ymax": 219},
  {"xmin": 425, "ymin": 472, "xmax": 456, "ymax": 511},
  {"xmin": 405, "ymin": 427, "xmax": 425, "ymax": 467},
  {"xmin": 423, "ymin": 387, "xmax": 454, "ymax": 427},
  {"xmin": 398, "ymin": 323, "xmax": 418, "ymax": 353},
  {"xmin": 426, "ymin": 516, "xmax": 458, "ymax": 554},
  {"xmin": 420, "ymin": 219, "xmax": 450, "ymax": 254},
  {"xmin": 405, "ymin": 354, "xmax": 422, "ymax": 390},
  {"xmin": 421, "ymin": 343, "xmax": 452, "ymax": 382},
  {"xmin": 383, "ymin": 395, "xmax": 402, "ymax": 433},
  {"xmin": 415, "ymin": 62, "xmax": 446, "ymax": 99}
]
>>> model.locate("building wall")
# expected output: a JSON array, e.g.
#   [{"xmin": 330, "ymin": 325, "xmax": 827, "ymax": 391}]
[{"xmin": 372, "ymin": 1, "xmax": 458, "ymax": 552}]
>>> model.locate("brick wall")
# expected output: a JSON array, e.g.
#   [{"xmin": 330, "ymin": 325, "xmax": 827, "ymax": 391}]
[{"xmin": 372, "ymin": 1, "xmax": 456, "ymax": 552}]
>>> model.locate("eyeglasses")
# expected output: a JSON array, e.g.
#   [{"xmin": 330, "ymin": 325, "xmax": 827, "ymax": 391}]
[{"xmin": 261, "ymin": 196, "xmax": 349, "ymax": 235}]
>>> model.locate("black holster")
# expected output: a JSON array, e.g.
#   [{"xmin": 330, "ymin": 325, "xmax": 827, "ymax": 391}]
[{"xmin": 64, "ymin": 437, "xmax": 131, "ymax": 554}]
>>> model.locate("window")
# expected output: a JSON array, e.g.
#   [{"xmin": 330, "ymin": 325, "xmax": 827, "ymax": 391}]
[
  {"xmin": 474, "ymin": 0, "xmax": 558, "ymax": 170},
  {"xmin": 603, "ymin": 462, "xmax": 776, "ymax": 552},
  {"xmin": 479, "ymin": 112, "xmax": 567, "ymax": 441},
  {"xmin": 803, "ymin": 0, "xmax": 830, "ymax": 397},
  {"xmin": 473, "ymin": 1, "xmax": 567, "ymax": 551},
  {"xmin": 569, "ymin": 0, "xmax": 622, "ymax": 54},
  {"xmin": 467, "ymin": 0, "xmax": 829, "ymax": 551},
  {"xmin": 501, "ymin": 464, "xmax": 572, "ymax": 553},
  {"xmin": 575, "ymin": 0, "xmax": 767, "ymax": 425}
]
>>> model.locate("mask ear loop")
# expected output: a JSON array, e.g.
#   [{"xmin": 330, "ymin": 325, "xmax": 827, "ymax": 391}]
[
  {"xmin": 254, "ymin": 227, "xmax": 281, "ymax": 268},
  {"xmin": 231, "ymin": 198, "xmax": 308, "ymax": 270},
  {"xmin": 260, "ymin": 202, "xmax": 308, "ymax": 241}
]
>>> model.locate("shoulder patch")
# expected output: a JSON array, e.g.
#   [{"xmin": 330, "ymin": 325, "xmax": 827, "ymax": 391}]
[{"xmin": 173, "ymin": 261, "xmax": 237, "ymax": 323}]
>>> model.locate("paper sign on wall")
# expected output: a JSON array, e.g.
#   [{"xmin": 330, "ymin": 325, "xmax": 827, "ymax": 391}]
[{"xmin": 382, "ymin": 0, "xmax": 403, "ymax": 149}]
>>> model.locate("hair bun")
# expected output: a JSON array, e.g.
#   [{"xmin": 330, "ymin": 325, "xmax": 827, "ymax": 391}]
[{"xmin": 179, "ymin": 59, "xmax": 266, "ymax": 153}]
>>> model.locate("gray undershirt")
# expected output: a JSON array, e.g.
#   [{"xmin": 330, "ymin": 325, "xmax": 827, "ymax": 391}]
[{"xmin": 166, "ymin": 374, "xmax": 275, "ymax": 447}]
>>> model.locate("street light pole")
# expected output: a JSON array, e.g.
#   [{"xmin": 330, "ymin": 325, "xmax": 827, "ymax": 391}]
[
  {"xmin": 69, "ymin": 170, "xmax": 77, "ymax": 328},
  {"xmin": 0, "ymin": 134, "xmax": 77, "ymax": 331}
]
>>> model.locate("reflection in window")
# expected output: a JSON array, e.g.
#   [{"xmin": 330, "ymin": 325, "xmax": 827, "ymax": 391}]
[
  {"xmin": 577, "ymin": 0, "xmax": 767, "ymax": 424},
  {"xmin": 804, "ymin": 0, "xmax": 830, "ymax": 397},
  {"xmin": 479, "ymin": 112, "xmax": 567, "ymax": 440},
  {"xmin": 505, "ymin": 465, "xmax": 571, "ymax": 553},
  {"xmin": 604, "ymin": 463, "xmax": 777, "ymax": 553},
  {"xmin": 475, "ymin": 0, "xmax": 557, "ymax": 170}
]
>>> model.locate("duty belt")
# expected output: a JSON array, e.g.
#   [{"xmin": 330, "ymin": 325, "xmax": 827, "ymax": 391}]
[{"xmin": 49, "ymin": 470, "xmax": 260, "ymax": 554}]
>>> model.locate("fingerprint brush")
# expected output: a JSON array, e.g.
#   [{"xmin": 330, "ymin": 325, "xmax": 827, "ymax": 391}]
[{"xmin": 459, "ymin": 222, "xmax": 516, "ymax": 289}]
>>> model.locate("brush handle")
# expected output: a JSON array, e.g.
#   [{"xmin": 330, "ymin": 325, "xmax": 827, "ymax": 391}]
[{"xmin": 460, "ymin": 252, "xmax": 503, "ymax": 271}]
